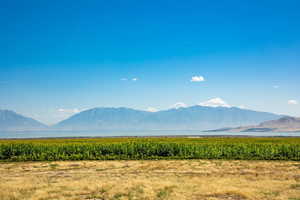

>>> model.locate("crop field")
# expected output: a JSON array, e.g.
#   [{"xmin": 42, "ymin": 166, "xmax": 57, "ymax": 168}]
[
  {"xmin": 0, "ymin": 137, "xmax": 300, "ymax": 161},
  {"xmin": 1, "ymin": 137, "xmax": 300, "ymax": 200}
]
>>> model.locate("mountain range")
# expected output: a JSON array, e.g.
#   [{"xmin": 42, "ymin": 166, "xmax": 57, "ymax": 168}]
[
  {"xmin": 53, "ymin": 106, "xmax": 283, "ymax": 131},
  {"xmin": 0, "ymin": 110, "xmax": 47, "ymax": 131},
  {"xmin": 210, "ymin": 116, "xmax": 300, "ymax": 132},
  {"xmin": 0, "ymin": 106, "xmax": 287, "ymax": 132}
]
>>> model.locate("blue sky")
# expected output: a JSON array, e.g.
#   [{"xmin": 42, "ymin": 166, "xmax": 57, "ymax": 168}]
[{"xmin": 0, "ymin": 0, "xmax": 300, "ymax": 124}]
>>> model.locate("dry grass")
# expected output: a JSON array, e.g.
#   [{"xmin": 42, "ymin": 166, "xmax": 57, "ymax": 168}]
[{"xmin": 0, "ymin": 160, "xmax": 300, "ymax": 200}]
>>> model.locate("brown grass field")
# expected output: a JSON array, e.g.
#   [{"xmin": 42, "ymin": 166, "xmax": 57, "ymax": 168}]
[{"xmin": 1, "ymin": 160, "xmax": 300, "ymax": 200}]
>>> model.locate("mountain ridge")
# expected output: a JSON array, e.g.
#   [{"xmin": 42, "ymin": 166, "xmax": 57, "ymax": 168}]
[
  {"xmin": 207, "ymin": 116, "xmax": 300, "ymax": 133},
  {"xmin": 52, "ymin": 106, "xmax": 283, "ymax": 131},
  {"xmin": 0, "ymin": 109, "xmax": 48, "ymax": 131},
  {"xmin": 0, "ymin": 106, "xmax": 288, "ymax": 132}
]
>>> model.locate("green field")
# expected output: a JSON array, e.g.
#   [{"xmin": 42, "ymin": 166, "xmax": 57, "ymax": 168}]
[{"xmin": 1, "ymin": 137, "xmax": 300, "ymax": 161}]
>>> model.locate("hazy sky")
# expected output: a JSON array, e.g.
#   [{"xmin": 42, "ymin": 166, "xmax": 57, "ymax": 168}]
[{"xmin": 1, "ymin": 0, "xmax": 300, "ymax": 124}]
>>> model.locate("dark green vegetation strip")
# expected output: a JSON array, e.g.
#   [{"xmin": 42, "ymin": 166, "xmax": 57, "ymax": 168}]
[{"xmin": 0, "ymin": 137, "xmax": 299, "ymax": 161}]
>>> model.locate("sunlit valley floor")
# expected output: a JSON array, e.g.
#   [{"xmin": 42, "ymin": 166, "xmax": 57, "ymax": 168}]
[{"xmin": 1, "ymin": 160, "xmax": 300, "ymax": 200}]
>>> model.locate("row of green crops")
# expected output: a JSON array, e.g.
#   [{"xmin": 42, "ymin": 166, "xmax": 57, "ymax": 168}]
[
  {"xmin": 1, "ymin": 136, "xmax": 300, "ymax": 145},
  {"xmin": 0, "ymin": 137, "xmax": 300, "ymax": 161}
]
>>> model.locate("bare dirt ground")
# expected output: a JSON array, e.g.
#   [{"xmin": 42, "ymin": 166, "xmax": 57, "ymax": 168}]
[{"xmin": 0, "ymin": 160, "xmax": 300, "ymax": 200}]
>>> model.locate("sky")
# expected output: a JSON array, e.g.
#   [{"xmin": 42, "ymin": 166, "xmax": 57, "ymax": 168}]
[{"xmin": 0, "ymin": 0, "xmax": 300, "ymax": 124}]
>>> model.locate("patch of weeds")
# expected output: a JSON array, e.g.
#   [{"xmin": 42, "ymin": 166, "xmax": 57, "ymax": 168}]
[
  {"xmin": 99, "ymin": 187, "xmax": 108, "ymax": 194},
  {"xmin": 96, "ymin": 168, "xmax": 107, "ymax": 172},
  {"xmin": 262, "ymin": 191, "xmax": 280, "ymax": 197},
  {"xmin": 156, "ymin": 186, "xmax": 175, "ymax": 199},
  {"xmin": 128, "ymin": 185, "xmax": 144, "ymax": 200},
  {"xmin": 112, "ymin": 192, "xmax": 127, "ymax": 200},
  {"xmin": 49, "ymin": 163, "xmax": 59, "ymax": 169},
  {"xmin": 108, "ymin": 186, "xmax": 145, "ymax": 200},
  {"xmin": 294, "ymin": 175, "xmax": 300, "ymax": 182},
  {"xmin": 85, "ymin": 187, "xmax": 109, "ymax": 200},
  {"xmin": 86, "ymin": 193, "xmax": 105, "ymax": 200},
  {"xmin": 290, "ymin": 184, "xmax": 300, "ymax": 190},
  {"xmin": 62, "ymin": 193, "xmax": 73, "ymax": 197},
  {"xmin": 47, "ymin": 190, "xmax": 63, "ymax": 194}
]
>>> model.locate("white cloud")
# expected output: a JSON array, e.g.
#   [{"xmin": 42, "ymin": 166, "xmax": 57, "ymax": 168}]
[
  {"xmin": 57, "ymin": 108, "xmax": 80, "ymax": 114},
  {"xmin": 288, "ymin": 100, "xmax": 298, "ymax": 105},
  {"xmin": 199, "ymin": 98, "xmax": 231, "ymax": 108},
  {"xmin": 191, "ymin": 76, "xmax": 205, "ymax": 82},
  {"xmin": 146, "ymin": 107, "xmax": 158, "ymax": 112},
  {"xmin": 172, "ymin": 102, "xmax": 187, "ymax": 109},
  {"xmin": 120, "ymin": 78, "xmax": 138, "ymax": 81},
  {"xmin": 273, "ymin": 85, "xmax": 279, "ymax": 89}
]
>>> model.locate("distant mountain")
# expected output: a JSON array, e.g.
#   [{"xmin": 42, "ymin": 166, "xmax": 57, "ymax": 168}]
[
  {"xmin": 208, "ymin": 116, "xmax": 300, "ymax": 132},
  {"xmin": 0, "ymin": 110, "xmax": 47, "ymax": 131},
  {"xmin": 53, "ymin": 107, "xmax": 149, "ymax": 130},
  {"xmin": 53, "ymin": 106, "xmax": 282, "ymax": 131},
  {"xmin": 259, "ymin": 116, "xmax": 300, "ymax": 129}
]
